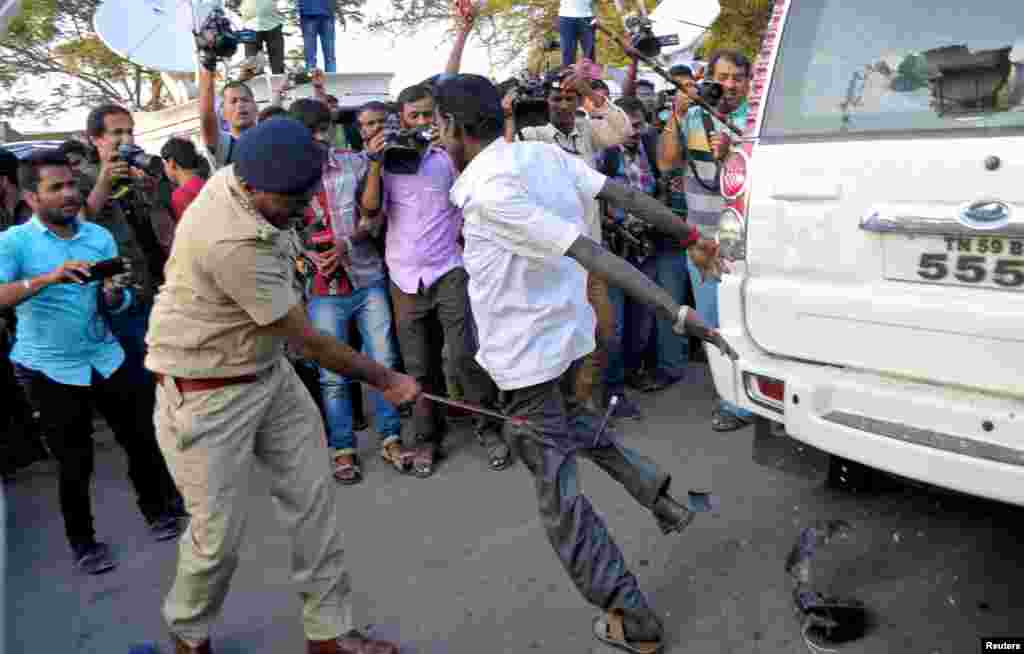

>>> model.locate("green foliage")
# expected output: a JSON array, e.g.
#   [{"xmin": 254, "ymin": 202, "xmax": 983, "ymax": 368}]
[
  {"xmin": 891, "ymin": 53, "xmax": 930, "ymax": 92},
  {"xmin": 698, "ymin": 0, "xmax": 773, "ymax": 62}
]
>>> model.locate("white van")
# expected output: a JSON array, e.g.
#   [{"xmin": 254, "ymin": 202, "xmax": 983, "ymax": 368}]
[{"xmin": 708, "ymin": 0, "xmax": 1024, "ymax": 505}]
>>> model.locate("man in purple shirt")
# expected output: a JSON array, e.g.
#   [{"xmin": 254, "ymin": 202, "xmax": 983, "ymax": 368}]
[{"xmin": 360, "ymin": 83, "xmax": 509, "ymax": 478}]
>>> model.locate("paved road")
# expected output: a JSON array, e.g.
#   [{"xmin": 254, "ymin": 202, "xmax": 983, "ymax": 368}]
[{"xmin": 4, "ymin": 367, "xmax": 1023, "ymax": 654}]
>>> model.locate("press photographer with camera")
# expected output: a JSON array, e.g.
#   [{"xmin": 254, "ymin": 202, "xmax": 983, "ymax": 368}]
[
  {"xmin": 288, "ymin": 99, "xmax": 409, "ymax": 486},
  {"xmin": 360, "ymin": 83, "xmax": 511, "ymax": 477},
  {"xmin": 657, "ymin": 48, "xmax": 755, "ymax": 433},
  {"xmin": 504, "ymin": 66, "xmax": 633, "ymax": 412},
  {"xmin": 82, "ymin": 104, "xmax": 174, "ymax": 396},
  {"xmin": 0, "ymin": 150, "xmax": 186, "ymax": 574}
]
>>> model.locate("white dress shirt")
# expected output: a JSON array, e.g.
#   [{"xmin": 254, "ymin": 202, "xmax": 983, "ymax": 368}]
[{"xmin": 450, "ymin": 139, "xmax": 608, "ymax": 390}]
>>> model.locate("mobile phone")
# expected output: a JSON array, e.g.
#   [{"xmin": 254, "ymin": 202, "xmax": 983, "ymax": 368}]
[{"xmin": 78, "ymin": 257, "xmax": 127, "ymax": 284}]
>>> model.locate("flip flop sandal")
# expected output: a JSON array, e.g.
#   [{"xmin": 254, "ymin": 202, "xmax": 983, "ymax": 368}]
[
  {"xmin": 412, "ymin": 445, "xmax": 439, "ymax": 479},
  {"xmin": 333, "ymin": 455, "xmax": 363, "ymax": 485},
  {"xmin": 711, "ymin": 410, "xmax": 752, "ymax": 432},
  {"xmin": 485, "ymin": 441, "xmax": 512, "ymax": 471},
  {"xmin": 592, "ymin": 610, "xmax": 663, "ymax": 654},
  {"xmin": 380, "ymin": 442, "xmax": 413, "ymax": 474}
]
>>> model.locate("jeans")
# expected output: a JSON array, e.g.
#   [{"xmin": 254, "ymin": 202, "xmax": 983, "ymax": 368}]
[
  {"xmin": 640, "ymin": 249, "xmax": 690, "ymax": 379},
  {"xmin": 559, "ymin": 16, "xmax": 596, "ymax": 68},
  {"xmin": 687, "ymin": 258, "xmax": 753, "ymax": 419},
  {"xmin": 300, "ymin": 15, "xmax": 336, "ymax": 72},
  {"xmin": 243, "ymin": 24, "xmax": 286, "ymax": 74},
  {"xmin": 606, "ymin": 283, "xmax": 627, "ymax": 394},
  {"xmin": 501, "ymin": 360, "xmax": 668, "ymax": 642},
  {"xmin": 15, "ymin": 363, "xmax": 182, "ymax": 552},
  {"xmin": 110, "ymin": 301, "xmax": 156, "ymax": 421},
  {"xmin": 309, "ymin": 283, "xmax": 401, "ymax": 452}
]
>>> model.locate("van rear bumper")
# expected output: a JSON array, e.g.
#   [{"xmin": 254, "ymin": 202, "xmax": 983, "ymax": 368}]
[{"xmin": 708, "ymin": 272, "xmax": 1024, "ymax": 507}]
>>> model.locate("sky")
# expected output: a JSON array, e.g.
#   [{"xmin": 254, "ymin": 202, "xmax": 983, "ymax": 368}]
[{"xmin": 8, "ymin": 0, "xmax": 510, "ymax": 133}]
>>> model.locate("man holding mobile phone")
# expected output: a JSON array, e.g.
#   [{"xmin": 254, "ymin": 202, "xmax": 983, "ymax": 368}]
[{"xmin": 0, "ymin": 150, "xmax": 186, "ymax": 576}]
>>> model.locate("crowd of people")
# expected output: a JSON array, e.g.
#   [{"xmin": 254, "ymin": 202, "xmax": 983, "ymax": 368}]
[{"xmin": 0, "ymin": 6, "xmax": 756, "ymax": 652}]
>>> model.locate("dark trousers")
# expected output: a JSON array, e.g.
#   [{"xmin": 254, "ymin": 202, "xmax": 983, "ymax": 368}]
[
  {"xmin": 15, "ymin": 363, "xmax": 183, "ymax": 553},
  {"xmin": 500, "ymin": 361, "xmax": 668, "ymax": 642},
  {"xmin": 1, "ymin": 340, "xmax": 47, "ymax": 474},
  {"xmin": 390, "ymin": 267, "xmax": 498, "ymax": 441},
  {"xmin": 559, "ymin": 16, "xmax": 597, "ymax": 67},
  {"xmin": 243, "ymin": 24, "xmax": 286, "ymax": 74}
]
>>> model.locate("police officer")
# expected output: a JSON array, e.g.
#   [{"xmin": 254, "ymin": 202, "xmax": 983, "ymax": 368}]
[{"xmin": 145, "ymin": 118, "xmax": 419, "ymax": 654}]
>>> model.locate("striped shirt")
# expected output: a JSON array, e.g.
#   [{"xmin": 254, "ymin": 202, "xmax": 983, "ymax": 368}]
[{"xmin": 679, "ymin": 100, "xmax": 750, "ymax": 238}]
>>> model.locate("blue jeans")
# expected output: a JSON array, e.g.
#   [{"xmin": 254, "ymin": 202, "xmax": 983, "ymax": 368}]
[
  {"xmin": 109, "ymin": 301, "xmax": 154, "ymax": 396},
  {"xmin": 687, "ymin": 258, "xmax": 753, "ymax": 419},
  {"xmin": 300, "ymin": 14, "xmax": 336, "ymax": 72},
  {"xmin": 308, "ymin": 283, "xmax": 401, "ymax": 452},
  {"xmin": 606, "ymin": 284, "xmax": 627, "ymax": 394},
  {"xmin": 559, "ymin": 16, "xmax": 596, "ymax": 68},
  {"xmin": 643, "ymin": 249, "xmax": 690, "ymax": 379}
]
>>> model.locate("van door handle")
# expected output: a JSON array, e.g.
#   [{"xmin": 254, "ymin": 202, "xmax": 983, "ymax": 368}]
[{"xmin": 769, "ymin": 181, "xmax": 842, "ymax": 202}]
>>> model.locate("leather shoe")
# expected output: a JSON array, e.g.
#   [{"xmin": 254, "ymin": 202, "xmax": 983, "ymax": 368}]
[
  {"xmin": 171, "ymin": 633, "xmax": 212, "ymax": 654},
  {"xmin": 652, "ymin": 493, "xmax": 695, "ymax": 535},
  {"xmin": 308, "ymin": 630, "xmax": 399, "ymax": 654}
]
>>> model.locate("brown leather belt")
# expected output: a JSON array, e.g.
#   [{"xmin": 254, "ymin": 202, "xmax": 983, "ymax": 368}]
[{"xmin": 154, "ymin": 373, "xmax": 261, "ymax": 394}]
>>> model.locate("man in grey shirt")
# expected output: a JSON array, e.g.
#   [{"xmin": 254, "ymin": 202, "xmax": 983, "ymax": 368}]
[{"xmin": 198, "ymin": 66, "xmax": 258, "ymax": 170}]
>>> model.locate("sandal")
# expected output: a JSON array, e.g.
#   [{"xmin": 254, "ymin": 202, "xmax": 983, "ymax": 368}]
[
  {"xmin": 380, "ymin": 440, "xmax": 412, "ymax": 474},
  {"xmin": 333, "ymin": 453, "xmax": 363, "ymax": 485},
  {"xmin": 592, "ymin": 610, "xmax": 663, "ymax": 654},
  {"xmin": 711, "ymin": 408, "xmax": 753, "ymax": 432},
  {"xmin": 476, "ymin": 426, "xmax": 512, "ymax": 471},
  {"xmin": 411, "ymin": 443, "xmax": 440, "ymax": 479}
]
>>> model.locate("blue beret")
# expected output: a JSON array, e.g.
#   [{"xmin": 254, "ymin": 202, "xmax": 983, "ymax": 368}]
[{"xmin": 234, "ymin": 118, "xmax": 326, "ymax": 194}]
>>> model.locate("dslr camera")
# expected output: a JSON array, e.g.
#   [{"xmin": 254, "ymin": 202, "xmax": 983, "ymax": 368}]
[
  {"xmin": 624, "ymin": 15, "xmax": 680, "ymax": 59},
  {"xmin": 696, "ymin": 80, "xmax": 725, "ymax": 108},
  {"xmin": 380, "ymin": 113, "xmax": 434, "ymax": 174},
  {"xmin": 194, "ymin": 8, "xmax": 258, "ymax": 70}
]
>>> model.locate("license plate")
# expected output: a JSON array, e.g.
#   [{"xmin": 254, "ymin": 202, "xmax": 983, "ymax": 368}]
[{"xmin": 883, "ymin": 235, "xmax": 1024, "ymax": 290}]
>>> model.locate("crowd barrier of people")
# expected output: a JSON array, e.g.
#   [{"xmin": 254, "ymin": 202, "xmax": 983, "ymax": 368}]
[{"xmin": 0, "ymin": 4, "xmax": 755, "ymax": 651}]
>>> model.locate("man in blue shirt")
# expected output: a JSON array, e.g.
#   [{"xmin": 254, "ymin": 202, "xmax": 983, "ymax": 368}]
[
  {"xmin": 0, "ymin": 150, "xmax": 186, "ymax": 575},
  {"xmin": 298, "ymin": 0, "xmax": 336, "ymax": 72}
]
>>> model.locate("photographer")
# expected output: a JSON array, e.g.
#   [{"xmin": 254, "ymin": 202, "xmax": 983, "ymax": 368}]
[
  {"xmin": 161, "ymin": 137, "xmax": 207, "ymax": 225},
  {"xmin": 433, "ymin": 74, "xmax": 728, "ymax": 654},
  {"xmin": 82, "ymin": 104, "xmax": 172, "ymax": 384},
  {"xmin": 657, "ymin": 49, "xmax": 755, "ymax": 433},
  {"xmin": 289, "ymin": 99, "xmax": 408, "ymax": 486},
  {"xmin": 504, "ymin": 67, "xmax": 633, "ymax": 411},
  {"xmin": 199, "ymin": 65, "xmax": 257, "ymax": 169},
  {"xmin": 359, "ymin": 84, "xmax": 510, "ymax": 477},
  {"xmin": 0, "ymin": 150, "xmax": 185, "ymax": 574}
]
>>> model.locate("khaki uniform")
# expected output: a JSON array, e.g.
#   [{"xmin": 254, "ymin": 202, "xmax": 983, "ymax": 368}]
[{"xmin": 145, "ymin": 167, "xmax": 351, "ymax": 644}]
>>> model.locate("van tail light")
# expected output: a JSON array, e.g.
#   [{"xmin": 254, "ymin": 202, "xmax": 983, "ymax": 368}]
[
  {"xmin": 717, "ymin": 208, "xmax": 746, "ymax": 261},
  {"xmin": 744, "ymin": 373, "xmax": 785, "ymax": 413}
]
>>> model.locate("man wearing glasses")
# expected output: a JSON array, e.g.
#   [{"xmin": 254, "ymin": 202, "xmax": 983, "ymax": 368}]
[{"xmin": 503, "ymin": 67, "xmax": 634, "ymax": 415}]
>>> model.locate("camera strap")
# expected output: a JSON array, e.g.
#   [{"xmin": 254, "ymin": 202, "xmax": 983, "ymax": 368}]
[{"xmin": 689, "ymin": 110, "xmax": 721, "ymax": 194}]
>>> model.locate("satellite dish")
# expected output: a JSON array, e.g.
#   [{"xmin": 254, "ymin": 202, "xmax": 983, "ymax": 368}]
[{"xmin": 93, "ymin": 0, "xmax": 242, "ymax": 74}]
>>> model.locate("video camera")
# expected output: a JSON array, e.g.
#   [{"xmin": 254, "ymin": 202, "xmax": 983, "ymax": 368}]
[
  {"xmin": 496, "ymin": 74, "xmax": 551, "ymax": 130},
  {"xmin": 194, "ymin": 8, "xmax": 258, "ymax": 70},
  {"xmin": 623, "ymin": 15, "xmax": 680, "ymax": 59},
  {"xmin": 117, "ymin": 144, "xmax": 163, "ymax": 178},
  {"xmin": 603, "ymin": 218, "xmax": 656, "ymax": 260},
  {"xmin": 380, "ymin": 113, "xmax": 433, "ymax": 174}
]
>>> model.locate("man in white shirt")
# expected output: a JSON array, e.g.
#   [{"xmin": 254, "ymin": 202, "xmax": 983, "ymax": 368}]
[
  {"xmin": 436, "ymin": 74, "xmax": 735, "ymax": 654},
  {"xmin": 505, "ymin": 67, "xmax": 634, "ymax": 414}
]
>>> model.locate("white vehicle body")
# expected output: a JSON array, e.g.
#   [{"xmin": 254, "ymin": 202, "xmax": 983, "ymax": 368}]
[{"xmin": 710, "ymin": 0, "xmax": 1024, "ymax": 505}]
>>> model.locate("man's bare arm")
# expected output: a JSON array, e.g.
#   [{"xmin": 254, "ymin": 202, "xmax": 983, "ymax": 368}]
[
  {"xmin": 271, "ymin": 305, "xmax": 421, "ymax": 404},
  {"xmin": 657, "ymin": 109, "xmax": 685, "ymax": 173},
  {"xmin": 597, "ymin": 178, "xmax": 698, "ymax": 244},
  {"xmin": 198, "ymin": 68, "xmax": 220, "ymax": 152},
  {"xmin": 566, "ymin": 236, "xmax": 736, "ymax": 358}
]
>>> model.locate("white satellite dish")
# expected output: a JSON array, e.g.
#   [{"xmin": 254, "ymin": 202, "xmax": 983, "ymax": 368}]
[{"xmin": 93, "ymin": 0, "xmax": 241, "ymax": 74}]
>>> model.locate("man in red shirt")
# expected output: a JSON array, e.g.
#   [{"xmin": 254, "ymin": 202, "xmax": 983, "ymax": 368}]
[{"xmin": 161, "ymin": 138, "xmax": 206, "ymax": 223}]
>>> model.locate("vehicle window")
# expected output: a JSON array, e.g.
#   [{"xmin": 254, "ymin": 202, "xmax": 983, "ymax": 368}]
[{"xmin": 762, "ymin": 1, "xmax": 1024, "ymax": 140}]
